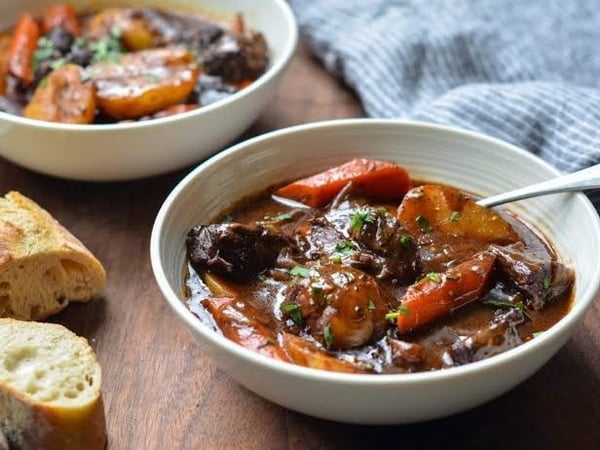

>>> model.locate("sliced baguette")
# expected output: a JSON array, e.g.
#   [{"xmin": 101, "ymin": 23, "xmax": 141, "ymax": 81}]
[
  {"xmin": 0, "ymin": 191, "xmax": 106, "ymax": 320},
  {"xmin": 0, "ymin": 318, "xmax": 107, "ymax": 450}
]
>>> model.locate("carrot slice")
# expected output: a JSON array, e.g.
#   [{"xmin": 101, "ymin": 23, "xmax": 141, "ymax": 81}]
[
  {"xmin": 7, "ymin": 13, "xmax": 40, "ymax": 85},
  {"xmin": 394, "ymin": 252, "xmax": 496, "ymax": 334},
  {"xmin": 202, "ymin": 297, "xmax": 291, "ymax": 362},
  {"xmin": 274, "ymin": 159, "xmax": 412, "ymax": 208},
  {"xmin": 41, "ymin": 4, "xmax": 81, "ymax": 36}
]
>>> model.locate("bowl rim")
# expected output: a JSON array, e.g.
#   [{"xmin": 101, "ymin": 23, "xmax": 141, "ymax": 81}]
[
  {"xmin": 0, "ymin": 0, "xmax": 298, "ymax": 132},
  {"xmin": 150, "ymin": 118, "xmax": 600, "ymax": 385}
]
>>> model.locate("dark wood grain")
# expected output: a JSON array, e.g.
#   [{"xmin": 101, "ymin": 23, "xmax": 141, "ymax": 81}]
[{"xmin": 1, "ymin": 44, "xmax": 598, "ymax": 450}]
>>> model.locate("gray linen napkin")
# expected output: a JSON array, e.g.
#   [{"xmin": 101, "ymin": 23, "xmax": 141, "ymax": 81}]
[{"xmin": 289, "ymin": 0, "xmax": 600, "ymax": 206}]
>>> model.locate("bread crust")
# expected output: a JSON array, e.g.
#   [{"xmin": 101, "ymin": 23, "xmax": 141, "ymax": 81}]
[
  {"xmin": 0, "ymin": 191, "xmax": 106, "ymax": 320},
  {"xmin": 0, "ymin": 319, "xmax": 107, "ymax": 450}
]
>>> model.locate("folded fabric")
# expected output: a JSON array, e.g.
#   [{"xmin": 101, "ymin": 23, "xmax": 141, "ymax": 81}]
[{"xmin": 289, "ymin": 0, "xmax": 600, "ymax": 207}]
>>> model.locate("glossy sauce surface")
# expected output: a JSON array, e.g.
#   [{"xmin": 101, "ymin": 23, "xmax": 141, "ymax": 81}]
[{"xmin": 185, "ymin": 181, "xmax": 573, "ymax": 375}]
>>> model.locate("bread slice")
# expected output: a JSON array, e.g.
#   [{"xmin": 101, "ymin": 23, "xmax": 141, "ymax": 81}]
[
  {"xmin": 0, "ymin": 318, "xmax": 107, "ymax": 450},
  {"xmin": 0, "ymin": 191, "xmax": 106, "ymax": 320}
]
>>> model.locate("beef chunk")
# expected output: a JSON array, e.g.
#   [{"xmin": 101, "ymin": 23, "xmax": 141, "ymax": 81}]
[
  {"xmin": 186, "ymin": 223, "xmax": 290, "ymax": 278},
  {"xmin": 447, "ymin": 308, "xmax": 525, "ymax": 366},
  {"xmin": 202, "ymin": 33, "xmax": 269, "ymax": 82},
  {"xmin": 490, "ymin": 243, "xmax": 574, "ymax": 310}
]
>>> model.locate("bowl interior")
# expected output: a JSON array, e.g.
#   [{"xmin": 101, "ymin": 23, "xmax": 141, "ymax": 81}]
[{"xmin": 151, "ymin": 119, "xmax": 600, "ymax": 422}]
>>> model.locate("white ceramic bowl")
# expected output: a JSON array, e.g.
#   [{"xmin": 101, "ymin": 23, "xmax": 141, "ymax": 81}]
[
  {"xmin": 150, "ymin": 119, "xmax": 600, "ymax": 424},
  {"xmin": 0, "ymin": 0, "xmax": 297, "ymax": 181}
]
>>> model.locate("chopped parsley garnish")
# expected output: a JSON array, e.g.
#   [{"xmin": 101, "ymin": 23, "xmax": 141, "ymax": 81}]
[
  {"xmin": 367, "ymin": 299, "xmax": 376, "ymax": 311},
  {"xmin": 271, "ymin": 212, "xmax": 293, "ymax": 222},
  {"xmin": 349, "ymin": 209, "xmax": 376, "ymax": 233},
  {"xmin": 144, "ymin": 73, "xmax": 161, "ymax": 83},
  {"xmin": 334, "ymin": 240, "xmax": 356, "ymax": 255},
  {"xmin": 323, "ymin": 324, "xmax": 335, "ymax": 349},
  {"xmin": 311, "ymin": 284, "xmax": 327, "ymax": 302},
  {"xmin": 422, "ymin": 272, "xmax": 442, "ymax": 283},
  {"xmin": 385, "ymin": 305, "xmax": 411, "ymax": 321},
  {"xmin": 483, "ymin": 298, "xmax": 524, "ymax": 312},
  {"xmin": 415, "ymin": 215, "xmax": 432, "ymax": 233},
  {"xmin": 329, "ymin": 254, "xmax": 342, "ymax": 264},
  {"xmin": 450, "ymin": 211, "xmax": 461, "ymax": 222},
  {"xmin": 542, "ymin": 275, "xmax": 551, "ymax": 292},
  {"xmin": 91, "ymin": 27, "xmax": 124, "ymax": 63},
  {"xmin": 290, "ymin": 266, "xmax": 311, "ymax": 278},
  {"xmin": 282, "ymin": 303, "xmax": 303, "ymax": 326},
  {"xmin": 33, "ymin": 37, "xmax": 55, "ymax": 71},
  {"xmin": 398, "ymin": 234, "xmax": 412, "ymax": 248}
]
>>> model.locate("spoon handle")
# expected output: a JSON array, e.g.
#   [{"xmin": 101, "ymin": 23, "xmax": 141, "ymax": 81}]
[{"xmin": 477, "ymin": 164, "xmax": 600, "ymax": 208}]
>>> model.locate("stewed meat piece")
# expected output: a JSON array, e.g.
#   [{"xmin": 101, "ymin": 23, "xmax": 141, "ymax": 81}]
[
  {"xmin": 281, "ymin": 264, "xmax": 390, "ymax": 350},
  {"xmin": 186, "ymin": 223, "xmax": 291, "ymax": 278},
  {"xmin": 490, "ymin": 243, "xmax": 574, "ymax": 310}
]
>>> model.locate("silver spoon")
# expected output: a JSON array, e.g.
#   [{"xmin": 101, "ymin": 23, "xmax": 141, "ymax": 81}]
[{"xmin": 477, "ymin": 164, "xmax": 600, "ymax": 207}]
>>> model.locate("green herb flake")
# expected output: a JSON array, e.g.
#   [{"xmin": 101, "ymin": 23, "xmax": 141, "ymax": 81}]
[
  {"xmin": 272, "ymin": 212, "xmax": 293, "ymax": 222},
  {"xmin": 532, "ymin": 331, "xmax": 544, "ymax": 338},
  {"xmin": 450, "ymin": 211, "xmax": 461, "ymax": 222},
  {"xmin": 144, "ymin": 73, "xmax": 162, "ymax": 83},
  {"xmin": 91, "ymin": 29, "xmax": 124, "ymax": 63},
  {"xmin": 282, "ymin": 303, "xmax": 303, "ymax": 326},
  {"xmin": 415, "ymin": 215, "xmax": 432, "ymax": 233},
  {"xmin": 311, "ymin": 284, "xmax": 326, "ymax": 302},
  {"xmin": 334, "ymin": 240, "xmax": 355, "ymax": 255},
  {"xmin": 483, "ymin": 298, "xmax": 523, "ymax": 312},
  {"xmin": 367, "ymin": 299, "xmax": 376, "ymax": 311},
  {"xmin": 423, "ymin": 272, "xmax": 442, "ymax": 283},
  {"xmin": 33, "ymin": 37, "xmax": 55, "ymax": 71},
  {"xmin": 385, "ymin": 305, "xmax": 410, "ymax": 321},
  {"xmin": 323, "ymin": 324, "xmax": 334, "ymax": 349},
  {"xmin": 329, "ymin": 254, "xmax": 342, "ymax": 264},
  {"xmin": 50, "ymin": 58, "xmax": 67, "ymax": 70},
  {"xmin": 398, "ymin": 234, "xmax": 412, "ymax": 248},
  {"xmin": 290, "ymin": 266, "xmax": 311, "ymax": 278},
  {"xmin": 542, "ymin": 275, "xmax": 551, "ymax": 292},
  {"xmin": 349, "ymin": 209, "xmax": 376, "ymax": 233}
]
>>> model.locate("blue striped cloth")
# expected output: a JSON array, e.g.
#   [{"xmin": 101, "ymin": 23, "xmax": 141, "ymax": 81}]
[{"xmin": 289, "ymin": 0, "xmax": 600, "ymax": 207}]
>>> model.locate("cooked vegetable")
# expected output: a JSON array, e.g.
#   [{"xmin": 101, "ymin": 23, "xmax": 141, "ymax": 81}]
[
  {"xmin": 391, "ymin": 252, "xmax": 496, "ymax": 334},
  {"xmin": 24, "ymin": 64, "xmax": 96, "ymax": 124},
  {"xmin": 281, "ymin": 333, "xmax": 365, "ymax": 373},
  {"xmin": 202, "ymin": 296, "xmax": 291, "ymax": 362},
  {"xmin": 274, "ymin": 159, "xmax": 412, "ymax": 208},
  {"xmin": 0, "ymin": 35, "xmax": 10, "ymax": 95},
  {"xmin": 41, "ymin": 4, "xmax": 81, "ymax": 36},
  {"xmin": 398, "ymin": 184, "xmax": 519, "ymax": 243},
  {"xmin": 87, "ymin": 47, "xmax": 199, "ymax": 119},
  {"xmin": 6, "ymin": 13, "xmax": 40, "ymax": 85}
]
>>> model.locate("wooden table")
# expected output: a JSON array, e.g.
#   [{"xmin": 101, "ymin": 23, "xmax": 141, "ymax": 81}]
[{"xmin": 1, "ymin": 45, "xmax": 598, "ymax": 450}]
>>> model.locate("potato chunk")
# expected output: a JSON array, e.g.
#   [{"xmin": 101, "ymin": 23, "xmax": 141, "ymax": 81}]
[
  {"xmin": 24, "ymin": 64, "xmax": 96, "ymax": 124},
  {"xmin": 397, "ymin": 184, "xmax": 519, "ymax": 244},
  {"xmin": 87, "ymin": 47, "xmax": 199, "ymax": 120}
]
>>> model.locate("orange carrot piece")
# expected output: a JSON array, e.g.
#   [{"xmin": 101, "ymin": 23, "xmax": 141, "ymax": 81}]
[
  {"xmin": 395, "ymin": 252, "xmax": 496, "ymax": 334},
  {"xmin": 274, "ymin": 159, "xmax": 412, "ymax": 208},
  {"xmin": 0, "ymin": 35, "xmax": 11, "ymax": 96},
  {"xmin": 231, "ymin": 13, "xmax": 245, "ymax": 35},
  {"xmin": 202, "ymin": 297, "xmax": 291, "ymax": 362},
  {"xmin": 41, "ymin": 4, "xmax": 81, "ymax": 36},
  {"xmin": 7, "ymin": 13, "xmax": 40, "ymax": 85}
]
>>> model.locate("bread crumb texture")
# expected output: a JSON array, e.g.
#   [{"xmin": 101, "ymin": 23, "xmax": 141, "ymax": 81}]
[
  {"xmin": 0, "ymin": 192, "xmax": 106, "ymax": 320},
  {"xmin": 0, "ymin": 319, "xmax": 106, "ymax": 449}
]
